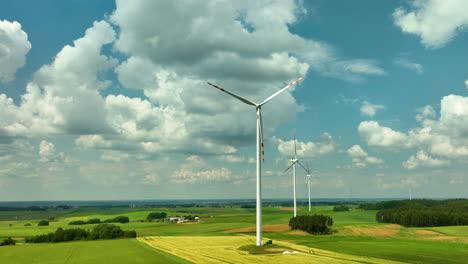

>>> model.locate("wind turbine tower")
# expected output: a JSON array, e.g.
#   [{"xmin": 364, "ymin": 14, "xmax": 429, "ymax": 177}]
[
  {"xmin": 208, "ymin": 76, "xmax": 303, "ymax": 246},
  {"xmin": 284, "ymin": 137, "xmax": 309, "ymax": 217}
]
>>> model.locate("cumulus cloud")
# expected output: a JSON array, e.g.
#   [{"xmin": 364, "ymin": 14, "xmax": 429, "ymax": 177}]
[
  {"xmin": 415, "ymin": 105, "xmax": 436, "ymax": 121},
  {"xmin": 171, "ymin": 155, "xmax": 232, "ymax": 184},
  {"xmin": 403, "ymin": 150, "xmax": 450, "ymax": 169},
  {"xmin": 0, "ymin": 20, "xmax": 31, "ymax": 82},
  {"xmin": 360, "ymin": 101, "xmax": 385, "ymax": 117},
  {"xmin": 359, "ymin": 94, "xmax": 468, "ymax": 167},
  {"xmin": 393, "ymin": 0, "xmax": 468, "ymax": 48},
  {"xmin": 394, "ymin": 57, "xmax": 423, "ymax": 74},
  {"xmin": 0, "ymin": 20, "xmax": 116, "ymax": 139},
  {"xmin": 346, "ymin": 145, "xmax": 383, "ymax": 168},
  {"xmin": 358, "ymin": 121, "xmax": 409, "ymax": 149},
  {"xmin": 38, "ymin": 140, "xmax": 68, "ymax": 163},
  {"xmin": 347, "ymin": 145, "xmax": 368, "ymax": 158},
  {"xmin": 277, "ymin": 133, "xmax": 335, "ymax": 158},
  {"xmin": 0, "ymin": 1, "xmax": 388, "ymax": 162}
]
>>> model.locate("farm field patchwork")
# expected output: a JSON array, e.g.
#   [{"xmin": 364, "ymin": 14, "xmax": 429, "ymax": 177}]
[{"xmin": 0, "ymin": 205, "xmax": 467, "ymax": 264}]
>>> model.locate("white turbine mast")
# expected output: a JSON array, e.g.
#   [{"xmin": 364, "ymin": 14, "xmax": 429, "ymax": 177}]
[
  {"xmin": 284, "ymin": 136, "xmax": 310, "ymax": 217},
  {"xmin": 304, "ymin": 162, "xmax": 315, "ymax": 212},
  {"xmin": 208, "ymin": 76, "xmax": 303, "ymax": 246}
]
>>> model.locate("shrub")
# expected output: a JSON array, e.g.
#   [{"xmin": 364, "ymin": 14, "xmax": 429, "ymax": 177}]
[
  {"xmin": 333, "ymin": 205, "xmax": 351, "ymax": 211},
  {"xmin": 86, "ymin": 218, "xmax": 101, "ymax": 224},
  {"xmin": 289, "ymin": 214, "xmax": 333, "ymax": 234},
  {"xmin": 68, "ymin": 220, "xmax": 86, "ymax": 225},
  {"xmin": 1, "ymin": 237, "xmax": 16, "ymax": 246},
  {"xmin": 102, "ymin": 216, "xmax": 129, "ymax": 224},
  {"xmin": 146, "ymin": 212, "xmax": 167, "ymax": 221},
  {"xmin": 37, "ymin": 220, "xmax": 49, "ymax": 226}
]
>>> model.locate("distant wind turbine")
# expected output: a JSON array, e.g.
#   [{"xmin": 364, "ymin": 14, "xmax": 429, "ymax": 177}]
[
  {"xmin": 304, "ymin": 162, "xmax": 317, "ymax": 212},
  {"xmin": 284, "ymin": 136, "xmax": 310, "ymax": 217},
  {"xmin": 208, "ymin": 76, "xmax": 304, "ymax": 246}
]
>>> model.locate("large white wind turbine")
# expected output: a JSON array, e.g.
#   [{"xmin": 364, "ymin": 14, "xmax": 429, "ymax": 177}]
[
  {"xmin": 284, "ymin": 137, "xmax": 310, "ymax": 217},
  {"xmin": 208, "ymin": 76, "xmax": 303, "ymax": 246}
]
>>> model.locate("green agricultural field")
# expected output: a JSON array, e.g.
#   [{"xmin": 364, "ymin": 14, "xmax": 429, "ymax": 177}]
[
  {"xmin": 0, "ymin": 205, "xmax": 467, "ymax": 264},
  {"xmin": 0, "ymin": 238, "xmax": 191, "ymax": 264}
]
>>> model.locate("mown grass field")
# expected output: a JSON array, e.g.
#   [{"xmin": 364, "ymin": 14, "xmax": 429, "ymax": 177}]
[
  {"xmin": 0, "ymin": 205, "xmax": 467, "ymax": 263},
  {"xmin": 0, "ymin": 238, "xmax": 191, "ymax": 264}
]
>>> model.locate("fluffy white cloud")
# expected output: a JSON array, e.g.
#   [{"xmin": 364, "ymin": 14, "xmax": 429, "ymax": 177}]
[
  {"xmin": 1, "ymin": 1, "xmax": 387, "ymax": 161},
  {"xmin": 0, "ymin": 20, "xmax": 31, "ymax": 82},
  {"xmin": 359, "ymin": 95, "xmax": 468, "ymax": 166},
  {"xmin": 394, "ymin": 57, "xmax": 423, "ymax": 74},
  {"xmin": 403, "ymin": 150, "xmax": 450, "ymax": 169},
  {"xmin": 393, "ymin": 0, "xmax": 468, "ymax": 48},
  {"xmin": 38, "ymin": 140, "xmax": 69, "ymax": 163},
  {"xmin": 39, "ymin": 140, "xmax": 56, "ymax": 162},
  {"xmin": 277, "ymin": 133, "xmax": 335, "ymax": 158},
  {"xmin": 171, "ymin": 155, "xmax": 232, "ymax": 183},
  {"xmin": 0, "ymin": 20, "xmax": 116, "ymax": 138},
  {"xmin": 358, "ymin": 121, "xmax": 410, "ymax": 149},
  {"xmin": 415, "ymin": 105, "xmax": 436, "ymax": 121},
  {"xmin": 465, "ymin": 80, "xmax": 468, "ymax": 90},
  {"xmin": 347, "ymin": 145, "xmax": 368, "ymax": 158},
  {"xmin": 360, "ymin": 101, "xmax": 385, "ymax": 117},
  {"xmin": 346, "ymin": 145, "xmax": 383, "ymax": 167}
]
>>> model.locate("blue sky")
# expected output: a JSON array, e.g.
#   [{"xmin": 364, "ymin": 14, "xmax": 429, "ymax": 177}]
[{"xmin": 1, "ymin": 0, "xmax": 467, "ymax": 200}]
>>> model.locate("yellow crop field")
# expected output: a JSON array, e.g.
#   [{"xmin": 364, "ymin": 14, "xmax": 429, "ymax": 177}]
[{"xmin": 139, "ymin": 236, "xmax": 407, "ymax": 264}]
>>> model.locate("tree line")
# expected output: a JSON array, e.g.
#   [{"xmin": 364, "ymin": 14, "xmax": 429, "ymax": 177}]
[
  {"xmin": 26, "ymin": 224, "xmax": 136, "ymax": 243},
  {"xmin": 1, "ymin": 237, "xmax": 16, "ymax": 246},
  {"xmin": 69, "ymin": 216, "xmax": 129, "ymax": 225},
  {"xmin": 333, "ymin": 205, "xmax": 351, "ymax": 211},
  {"xmin": 289, "ymin": 214, "xmax": 334, "ymax": 234},
  {"xmin": 371, "ymin": 199, "xmax": 468, "ymax": 227}
]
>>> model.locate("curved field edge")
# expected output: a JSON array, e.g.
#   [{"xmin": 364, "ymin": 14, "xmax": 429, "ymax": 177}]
[
  {"xmin": 266, "ymin": 233, "xmax": 468, "ymax": 264},
  {"xmin": 139, "ymin": 235, "xmax": 407, "ymax": 264},
  {"xmin": 0, "ymin": 238, "xmax": 191, "ymax": 264}
]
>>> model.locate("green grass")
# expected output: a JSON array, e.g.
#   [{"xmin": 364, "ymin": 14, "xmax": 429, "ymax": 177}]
[
  {"xmin": 266, "ymin": 234, "xmax": 468, "ymax": 264},
  {"xmin": 426, "ymin": 226, "xmax": 468, "ymax": 236},
  {"xmin": 1, "ymin": 205, "xmax": 467, "ymax": 264},
  {"xmin": 0, "ymin": 238, "xmax": 192, "ymax": 264}
]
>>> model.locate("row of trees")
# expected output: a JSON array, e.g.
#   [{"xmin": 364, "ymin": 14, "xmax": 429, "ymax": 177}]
[
  {"xmin": 333, "ymin": 205, "xmax": 351, "ymax": 211},
  {"xmin": 373, "ymin": 199, "xmax": 468, "ymax": 227},
  {"xmin": 376, "ymin": 208, "xmax": 468, "ymax": 227},
  {"xmin": 360, "ymin": 199, "xmax": 468, "ymax": 211},
  {"xmin": 69, "ymin": 216, "xmax": 129, "ymax": 225},
  {"xmin": 26, "ymin": 224, "xmax": 136, "ymax": 243},
  {"xmin": 1, "ymin": 237, "xmax": 16, "ymax": 246},
  {"xmin": 289, "ymin": 214, "xmax": 334, "ymax": 234}
]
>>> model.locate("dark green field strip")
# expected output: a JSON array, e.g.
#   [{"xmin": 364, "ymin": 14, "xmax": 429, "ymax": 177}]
[
  {"xmin": 272, "ymin": 235, "xmax": 468, "ymax": 264},
  {"xmin": 0, "ymin": 239, "xmax": 192, "ymax": 264}
]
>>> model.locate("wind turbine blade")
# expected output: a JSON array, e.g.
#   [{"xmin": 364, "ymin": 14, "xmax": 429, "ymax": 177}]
[
  {"xmin": 208, "ymin": 82, "xmax": 257, "ymax": 106},
  {"xmin": 259, "ymin": 76, "xmax": 304, "ymax": 106},
  {"xmin": 284, "ymin": 161, "xmax": 296, "ymax": 173},
  {"xmin": 294, "ymin": 136, "xmax": 297, "ymax": 157},
  {"xmin": 296, "ymin": 160, "xmax": 310, "ymax": 174},
  {"xmin": 259, "ymin": 110, "xmax": 265, "ymax": 163}
]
